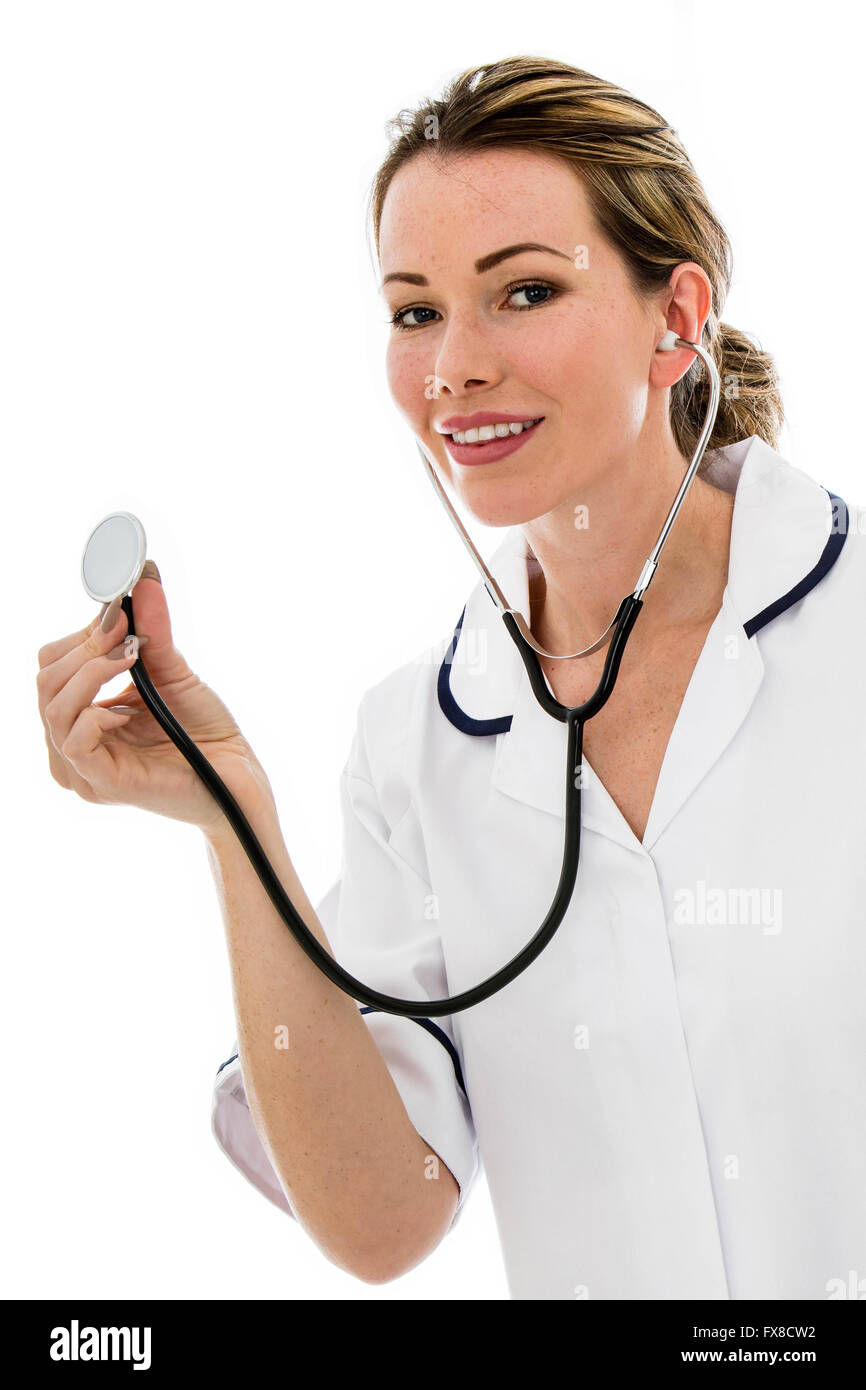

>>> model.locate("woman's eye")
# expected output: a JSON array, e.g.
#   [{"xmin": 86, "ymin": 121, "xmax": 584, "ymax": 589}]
[
  {"xmin": 389, "ymin": 280, "xmax": 558, "ymax": 331},
  {"xmin": 390, "ymin": 305, "xmax": 439, "ymax": 331},
  {"xmin": 507, "ymin": 281, "xmax": 557, "ymax": 310}
]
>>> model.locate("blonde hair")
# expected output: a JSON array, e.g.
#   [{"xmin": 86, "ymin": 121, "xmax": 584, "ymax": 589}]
[{"xmin": 368, "ymin": 56, "xmax": 784, "ymax": 470}]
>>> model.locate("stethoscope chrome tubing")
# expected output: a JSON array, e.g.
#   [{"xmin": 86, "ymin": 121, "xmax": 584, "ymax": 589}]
[{"xmin": 633, "ymin": 335, "xmax": 721, "ymax": 598}]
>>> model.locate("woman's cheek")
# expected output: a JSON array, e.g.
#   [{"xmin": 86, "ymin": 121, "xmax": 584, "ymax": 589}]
[
  {"xmin": 509, "ymin": 316, "xmax": 584, "ymax": 394},
  {"xmin": 385, "ymin": 344, "xmax": 427, "ymax": 430}
]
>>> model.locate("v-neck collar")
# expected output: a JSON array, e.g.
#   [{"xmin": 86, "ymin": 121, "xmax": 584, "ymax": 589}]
[{"xmin": 436, "ymin": 434, "xmax": 848, "ymax": 853}]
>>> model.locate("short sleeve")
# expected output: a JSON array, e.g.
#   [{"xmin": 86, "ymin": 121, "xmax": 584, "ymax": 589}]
[{"xmin": 211, "ymin": 685, "xmax": 480, "ymax": 1231}]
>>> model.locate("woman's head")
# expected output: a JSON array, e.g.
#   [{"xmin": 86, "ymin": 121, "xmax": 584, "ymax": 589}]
[{"xmin": 369, "ymin": 57, "xmax": 784, "ymax": 529}]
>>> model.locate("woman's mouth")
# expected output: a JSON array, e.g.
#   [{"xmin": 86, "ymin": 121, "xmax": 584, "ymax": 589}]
[{"xmin": 444, "ymin": 417, "xmax": 544, "ymax": 466}]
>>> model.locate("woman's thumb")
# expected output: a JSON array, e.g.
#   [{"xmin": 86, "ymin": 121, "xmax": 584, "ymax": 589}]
[
  {"xmin": 127, "ymin": 559, "xmax": 190, "ymax": 681},
  {"xmin": 98, "ymin": 561, "xmax": 162, "ymax": 633}
]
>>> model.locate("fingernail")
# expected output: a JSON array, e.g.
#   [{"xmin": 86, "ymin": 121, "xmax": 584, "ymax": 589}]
[
  {"xmin": 101, "ymin": 596, "xmax": 123, "ymax": 633},
  {"xmin": 108, "ymin": 635, "xmax": 140, "ymax": 660},
  {"xmin": 140, "ymin": 560, "xmax": 161, "ymax": 584},
  {"xmin": 87, "ymin": 605, "xmax": 107, "ymax": 635}
]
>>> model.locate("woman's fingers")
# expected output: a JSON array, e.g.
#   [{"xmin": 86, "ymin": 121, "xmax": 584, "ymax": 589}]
[
  {"xmin": 92, "ymin": 683, "xmax": 141, "ymax": 711},
  {"xmin": 36, "ymin": 577, "xmax": 167, "ymax": 801},
  {"xmin": 43, "ymin": 640, "xmax": 140, "ymax": 758},
  {"xmin": 36, "ymin": 608, "xmax": 119, "ymax": 671},
  {"xmin": 60, "ymin": 703, "xmax": 136, "ymax": 794},
  {"xmin": 36, "ymin": 563, "xmax": 184, "ymax": 802},
  {"xmin": 37, "ymin": 611, "xmax": 130, "ymax": 729},
  {"xmin": 36, "ymin": 612, "xmax": 131, "ymax": 791}
]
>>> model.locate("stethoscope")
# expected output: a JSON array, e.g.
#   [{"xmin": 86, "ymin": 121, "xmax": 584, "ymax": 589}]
[{"xmin": 80, "ymin": 328, "xmax": 719, "ymax": 1017}]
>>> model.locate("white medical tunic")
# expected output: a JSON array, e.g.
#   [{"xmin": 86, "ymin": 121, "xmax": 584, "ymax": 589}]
[{"xmin": 213, "ymin": 434, "xmax": 866, "ymax": 1300}]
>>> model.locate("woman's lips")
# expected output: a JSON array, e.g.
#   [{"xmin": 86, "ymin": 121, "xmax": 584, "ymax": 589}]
[{"xmin": 444, "ymin": 418, "xmax": 544, "ymax": 466}]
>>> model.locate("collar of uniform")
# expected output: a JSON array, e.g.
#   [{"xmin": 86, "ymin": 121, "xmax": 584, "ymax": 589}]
[{"xmin": 437, "ymin": 434, "xmax": 847, "ymax": 851}]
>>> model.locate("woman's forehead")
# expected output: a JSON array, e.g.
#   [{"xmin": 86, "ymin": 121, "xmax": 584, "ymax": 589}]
[{"xmin": 379, "ymin": 150, "xmax": 597, "ymax": 272}]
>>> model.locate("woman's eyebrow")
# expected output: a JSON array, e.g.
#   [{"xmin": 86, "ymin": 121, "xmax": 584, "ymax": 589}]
[{"xmin": 380, "ymin": 242, "xmax": 572, "ymax": 290}]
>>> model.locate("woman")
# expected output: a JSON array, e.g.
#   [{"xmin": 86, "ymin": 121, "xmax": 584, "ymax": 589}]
[{"xmin": 36, "ymin": 57, "xmax": 866, "ymax": 1301}]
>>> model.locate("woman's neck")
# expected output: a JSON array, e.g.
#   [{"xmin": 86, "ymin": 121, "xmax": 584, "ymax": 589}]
[{"xmin": 525, "ymin": 463, "xmax": 736, "ymax": 659}]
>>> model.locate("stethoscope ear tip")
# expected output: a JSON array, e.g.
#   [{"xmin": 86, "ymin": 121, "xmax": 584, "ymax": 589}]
[{"xmin": 657, "ymin": 329, "xmax": 681, "ymax": 352}]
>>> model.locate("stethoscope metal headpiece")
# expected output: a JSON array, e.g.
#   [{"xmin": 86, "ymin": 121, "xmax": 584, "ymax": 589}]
[{"xmin": 415, "ymin": 332, "xmax": 721, "ymax": 660}]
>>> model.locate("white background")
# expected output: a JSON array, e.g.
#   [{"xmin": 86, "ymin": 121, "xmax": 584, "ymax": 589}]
[{"xmin": 3, "ymin": 0, "xmax": 862, "ymax": 1301}]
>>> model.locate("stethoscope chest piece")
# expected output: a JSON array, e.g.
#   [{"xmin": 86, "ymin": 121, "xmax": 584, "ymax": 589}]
[{"xmin": 81, "ymin": 510, "xmax": 147, "ymax": 605}]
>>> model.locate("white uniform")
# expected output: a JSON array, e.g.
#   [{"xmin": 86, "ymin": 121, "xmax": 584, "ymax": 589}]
[{"xmin": 213, "ymin": 433, "xmax": 866, "ymax": 1301}]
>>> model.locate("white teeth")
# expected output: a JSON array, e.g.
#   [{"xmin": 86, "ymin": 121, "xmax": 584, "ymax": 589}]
[{"xmin": 450, "ymin": 418, "xmax": 541, "ymax": 445}]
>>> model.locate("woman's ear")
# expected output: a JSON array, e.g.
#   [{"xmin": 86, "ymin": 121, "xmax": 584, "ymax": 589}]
[{"xmin": 651, "ymin": 263, "xmax": 712, "ymax": 387}]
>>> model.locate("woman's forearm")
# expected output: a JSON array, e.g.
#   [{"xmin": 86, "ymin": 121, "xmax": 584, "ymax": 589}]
[{"xmin": 203, "ymin": 780, "xmax": 458, "ymax": 1283}]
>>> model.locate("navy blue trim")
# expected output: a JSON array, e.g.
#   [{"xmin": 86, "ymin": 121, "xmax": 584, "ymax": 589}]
[
  {"xmin": 217, "ymin": 1052, "xmax": 238, "ymax": 1076},
  {"xmin": 743, "ymin": 490, "xmax": 848, "ymax": 638},
  {"xmin": 360, "ymin": 1006, "xmax": 467, "ymax": 1098},
  {"xmin": 437, "ymin": 604, "xmax": 512, "ymax": 737}
]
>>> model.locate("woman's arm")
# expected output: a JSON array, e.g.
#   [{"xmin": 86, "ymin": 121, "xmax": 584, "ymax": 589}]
[{"xmin": 203, "ymin": 772, "xmax": 459, "ymax": 1284}]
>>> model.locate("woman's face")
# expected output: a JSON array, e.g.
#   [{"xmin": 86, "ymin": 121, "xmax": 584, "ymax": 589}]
[{"xmin": 378, "ymin": 147, "xmax": 675, "ymax": 528}]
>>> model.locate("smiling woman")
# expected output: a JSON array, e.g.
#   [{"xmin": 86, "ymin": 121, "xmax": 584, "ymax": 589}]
[{"xmin": 206, "ymin": 56, "xmax": 866, "ymax": 1303}]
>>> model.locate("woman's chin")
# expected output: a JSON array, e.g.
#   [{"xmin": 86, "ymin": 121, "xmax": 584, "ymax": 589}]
[{"xmin": 455, "ymin": 488, "xmax": 559, "ymax": 530}]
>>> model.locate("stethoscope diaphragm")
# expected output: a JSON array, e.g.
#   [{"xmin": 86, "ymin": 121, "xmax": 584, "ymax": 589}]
[{"xmin": 81, "ymin": 510, "xmax": 147, "ymax": 606}]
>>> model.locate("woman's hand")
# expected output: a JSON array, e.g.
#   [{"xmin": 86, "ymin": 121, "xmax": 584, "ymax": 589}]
[{"xmin": 36, "ymin": 565, "xmax": 274, "ymax": 834}]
